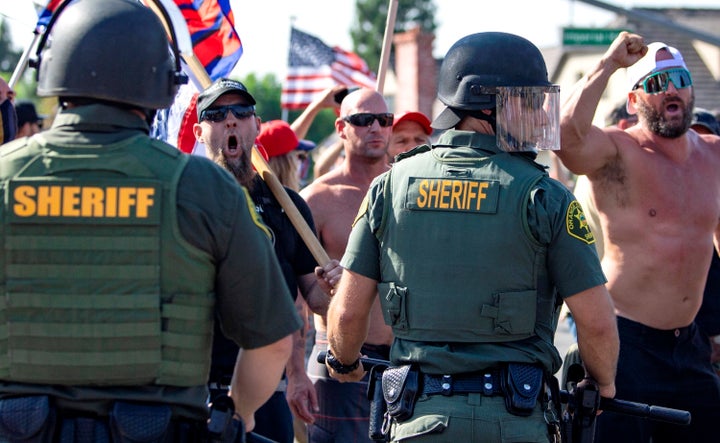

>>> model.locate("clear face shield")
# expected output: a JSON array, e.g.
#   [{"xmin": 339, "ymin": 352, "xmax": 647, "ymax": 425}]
[{"xmin": 494, "ymin": 86, "xmax": 560, "ymax": 152}]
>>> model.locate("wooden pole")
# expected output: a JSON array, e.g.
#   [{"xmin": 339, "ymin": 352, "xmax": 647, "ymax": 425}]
[
  {"xmin": 375, "ymin": 0, "xmax": 399, "ymax": 94},
  {"xmin": 147, "ymin": 0, "xmax": 331, "ymax": 266}
]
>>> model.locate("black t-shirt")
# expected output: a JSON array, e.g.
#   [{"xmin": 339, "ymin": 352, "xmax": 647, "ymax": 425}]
[
  {"xmin": 210, "ymin": 175, "xmax": 318, "ymax": 382},
  {"xmin": 247, "ymin": 176, "xmax": 318, "ymax": 295}
]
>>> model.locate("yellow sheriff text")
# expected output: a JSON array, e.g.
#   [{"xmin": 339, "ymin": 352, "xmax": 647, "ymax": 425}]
[
  {"xmin": 416, "ymin": 178, "xmax": 490, "ymax": 210},
  {"xmin": 13, "ymin": 185, "xmax": 156, "ymax": 218}
]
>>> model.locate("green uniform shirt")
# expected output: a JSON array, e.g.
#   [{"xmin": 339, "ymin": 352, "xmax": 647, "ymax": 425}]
[
  {"xmin": 0, "ymin": 104, "xmax": 301, "ymax": 419},
  {"xmin": 342, "ymin": 130, "xmax": 605, "ymax": 374}
]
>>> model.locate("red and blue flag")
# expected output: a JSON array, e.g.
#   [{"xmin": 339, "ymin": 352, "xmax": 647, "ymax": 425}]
[
  {"xmin": 35, "ymin": 0, "xmax": 65, "ymax": 31},
  {"xmin": 139, "ymin": 0, "xmax": 244, "ymax": 154},
  {"xmin": 174, "ymin": 0, "xmax": 243, "ymax": 80}
]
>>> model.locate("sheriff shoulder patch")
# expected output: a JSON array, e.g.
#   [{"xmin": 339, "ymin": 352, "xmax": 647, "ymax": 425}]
[
  {"xmin": 352, "ymin": 196, "xmax": 369, "ymax": 227},
  {"xmin": 241, "ymin": 187, "xmax": 272, "ymax": 239},
  {"xmin": 566, "ymin": 200, "xmax": 595, "ymax": 244}
]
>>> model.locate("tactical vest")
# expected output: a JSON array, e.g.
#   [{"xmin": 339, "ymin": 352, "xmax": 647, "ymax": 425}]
[
  {"xmin": 0, "ymin": 134, "xmax": 216, "ymax": 387},
  {"xmin": 376, "ymin": 145, "xmax": 551, "ymax": 343}
]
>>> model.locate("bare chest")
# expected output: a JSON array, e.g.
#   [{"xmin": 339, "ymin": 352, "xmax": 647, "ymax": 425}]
[
  {"xmin": 315, "ymin": 188, "xmax": 368, "ymax": 259},
  {"xmin": 595, "ymin": 146, "xmax": 720, "ymax": 229}
]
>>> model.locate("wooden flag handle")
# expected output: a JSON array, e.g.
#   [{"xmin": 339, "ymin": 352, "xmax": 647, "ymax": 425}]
[
  {"xmin": 146, "ymin": 0, "xmax": 332, "ymax": 267},
  {"xmin": 375, "ymin": 0, "xmax": 399, "ymax": 94},
  {"xmin": 251, "ymin": 148, "xmax": 331, "ymax": 266}
]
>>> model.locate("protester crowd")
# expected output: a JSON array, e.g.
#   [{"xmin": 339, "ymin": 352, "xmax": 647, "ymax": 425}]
[{"xmin": 1, "ymin": 2, "xmax": 720, "ymax": 443}]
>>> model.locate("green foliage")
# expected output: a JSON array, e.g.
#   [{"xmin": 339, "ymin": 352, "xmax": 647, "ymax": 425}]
[
  {"xmin": 238, "ymin": 73, "xmax": 337, "ymax": 145},
  {"xmin": 288, "ymin": 107, "xmax": 338, "ymax": 146},
  {"xmin": 241, "ymin": 73, "xmax": 283, "ymax": 121},
  {"xmin": 0, "ymin": 18, "xmax": 41, "ymax": 104},
  {"xmin": 351, "ymin": 0, "xmax": 437, "ymax": 74},
  {"xmin": 0, "ymin": 19, "xmax": 22, "ymax": 73}
]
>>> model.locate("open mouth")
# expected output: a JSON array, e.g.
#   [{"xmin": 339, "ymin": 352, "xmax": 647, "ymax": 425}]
[{"xmin": 227, "ymin": 135, "xmax": 238, "ymax": 153}]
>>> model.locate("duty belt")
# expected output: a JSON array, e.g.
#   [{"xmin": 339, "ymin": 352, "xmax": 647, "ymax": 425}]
[{"xmin": 422, "ymin": 368, "xmax": 504, "ymax": 396}]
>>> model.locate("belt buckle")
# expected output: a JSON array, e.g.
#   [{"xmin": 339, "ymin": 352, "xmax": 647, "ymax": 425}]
[{"xmin": 441, "ymin": 375, "xmax": 452, "ymax": 396}]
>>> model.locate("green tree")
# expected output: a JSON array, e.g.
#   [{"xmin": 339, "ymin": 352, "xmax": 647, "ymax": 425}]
[
  {"xmin": 351, "ymin": 0, "xmax": 437, "ymax": 74},
  {"xmin": 241, "ymin": 73, "xmax": 283, "ymax": 121},
  {"xmin": 0, "ymin": 19, "xmax": 22, "ymax": 73}
]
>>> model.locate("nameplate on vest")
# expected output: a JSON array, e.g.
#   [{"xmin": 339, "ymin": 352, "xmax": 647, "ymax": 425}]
[
  {"xmin": 406, "ymin": 177, "xmax": 499, "ymax": 213},
  {"xmin": 8, "ymin": 180, "xmax": 162, "ymax": 224}
]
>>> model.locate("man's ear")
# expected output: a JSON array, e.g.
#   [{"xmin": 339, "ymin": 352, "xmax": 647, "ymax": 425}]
[
  {"xmin": 192, "ymin": 122, "xmax": 203, "ymax": 142},
  {"xmin": 335, "ymin": 118, "xmax": 348, "ymax": 140},
  {"xmin": 626, "ymin": 92, "xmax": 638, "ymax": 116}
]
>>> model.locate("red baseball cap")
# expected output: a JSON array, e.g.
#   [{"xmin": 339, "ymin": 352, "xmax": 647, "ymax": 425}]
[
  {"xmin": 393, "ymin": 111, "xmax": 432, "ymax": 135},
  {"xmin": 257, "ymin": 120, "xmax": 316, "ymax": 158}
]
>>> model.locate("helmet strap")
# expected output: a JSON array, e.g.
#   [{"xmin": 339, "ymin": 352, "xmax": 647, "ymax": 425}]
[{"xmin": 467, "ymin": 108, "xmax": 497, "ymax": 132}]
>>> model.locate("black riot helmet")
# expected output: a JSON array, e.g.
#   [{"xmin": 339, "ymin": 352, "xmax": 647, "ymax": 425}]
[
  {"xmin": 34, "ymin": 0, "xmax": 185, "ymax": 110},
  {"xmin": 432, "ymin": 32, "xmax": 560, "ymax": 152}
]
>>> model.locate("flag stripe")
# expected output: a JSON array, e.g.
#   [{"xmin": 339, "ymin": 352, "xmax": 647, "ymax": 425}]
[{"xmin": 282, "ymin": 27, "xmax": 376, "ymax": 110}]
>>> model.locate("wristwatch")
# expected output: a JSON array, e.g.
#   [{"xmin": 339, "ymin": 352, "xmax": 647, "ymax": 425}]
[{"xmin": 325, "ymin": 349, "xmax": 360, "ymax": 374}]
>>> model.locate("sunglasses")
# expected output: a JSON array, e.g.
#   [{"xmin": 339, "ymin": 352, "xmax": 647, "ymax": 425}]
[
  {"xmin": 342, "ymin": 113, "xmax": 394, "ymax": 127},
  {"xmin": 200, "ymin": 104, "xmax": 255, "ymax": 122},
  {"xmin": 634, "ymin": 68, "xmax": 693, "ymax": 94}
]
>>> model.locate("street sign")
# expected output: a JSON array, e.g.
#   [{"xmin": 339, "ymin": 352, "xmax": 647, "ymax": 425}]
[{"xmin": 563, "ymin": 28, "xmax": 625, "ymax": 46}]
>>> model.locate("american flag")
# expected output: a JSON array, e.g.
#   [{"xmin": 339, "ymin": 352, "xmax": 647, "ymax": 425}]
[{"xmin": 281, "ymin": 27, "xmax": 376, "ymax": 110}]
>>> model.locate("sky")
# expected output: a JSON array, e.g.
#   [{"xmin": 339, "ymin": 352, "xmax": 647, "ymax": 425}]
[{"xmin": 2, "ymin": 0, "xmax": 720, "ymax": 81}]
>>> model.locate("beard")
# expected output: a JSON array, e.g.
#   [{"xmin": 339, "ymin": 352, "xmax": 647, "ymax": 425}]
[
  {"xmin": 212, "ymin": 148, "xmax": 254, "ymax": 188},
  {"xmin": 635, "ymin": 95, "xmax": 694, "ymax": 139}
]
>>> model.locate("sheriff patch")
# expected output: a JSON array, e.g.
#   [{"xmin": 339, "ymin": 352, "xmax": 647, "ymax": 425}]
[
  {"xmin": 9, "ymin": 180, "xmax": 161, "ymax": 225},
  {"xmin": 566, "ymin": 200, "xmax": 595, "ymax": 244},
  {"xmin": 406, "ymin": 177, "xmax": 499, "ymax": 213},
  {"xmin": 352, "ymin": 196, "xmax": 369, "ymax": 227}
]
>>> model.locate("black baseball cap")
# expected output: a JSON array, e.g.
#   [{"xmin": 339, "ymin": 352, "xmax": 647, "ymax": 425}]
[
  {"xmin": 15, "ymin": 101, "xmax": 45, "ymax": 126},
  {"xmin": 196, "ymin": 78, "xmax": 256, "ymax": 119},
  {"xmin": 691, "ymin": 108, "xmax": 720, "ymax": 136}
]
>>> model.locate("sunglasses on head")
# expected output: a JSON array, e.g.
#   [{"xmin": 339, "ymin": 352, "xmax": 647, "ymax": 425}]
[
  {"xmin": 200, "ymin": 104, "xmax": 255, "ymax": 122},
  {"xmin": 634, "ymin": 68, "xmax": 693, "ymax": 94},
  {"xmin": 342, "ymin": 113, "xmax": 394, "ymax": 127}
]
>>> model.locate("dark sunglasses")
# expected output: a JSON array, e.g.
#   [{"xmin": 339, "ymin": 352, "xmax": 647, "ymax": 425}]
[
  {"xmin": 342, "ymin": 113, "xmax": 394, "ymax": 127},
  {"xmin": 200, "ymin": 104, "xmax": 255, "ymax": 122},
  {"xmin": 634, "ymin": 68, "xmax": 693, "ymax": 94}
]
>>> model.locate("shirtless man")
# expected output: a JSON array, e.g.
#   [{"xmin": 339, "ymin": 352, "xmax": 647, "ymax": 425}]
[
  {"xmin": 300, "ymin": 88, "xmax": 393, "ymax": 442},
  {"xmin": 557, "ymin": 31, "xmax": 720, "ymax": 442}
]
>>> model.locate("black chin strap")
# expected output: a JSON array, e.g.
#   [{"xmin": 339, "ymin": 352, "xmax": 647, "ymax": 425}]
[{"xmin": 466, "ymin": 108, "xmax": 497, "ymax": 132}]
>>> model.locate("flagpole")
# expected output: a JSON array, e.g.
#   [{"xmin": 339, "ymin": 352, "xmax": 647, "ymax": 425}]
[
  {"xmin": 281, "ymin": 17, "xmax": 294, "ymax": 124},
  {"xmin": 9, "ymin": 32, "xmax": 41, "ymax": 89},
  {"xmin": 375, "ymin": 0, "xmax": 399, "ymax": 94},
  {"xmin": 147, "ymin": 0, "xmax": 331, "ymax": 267}
]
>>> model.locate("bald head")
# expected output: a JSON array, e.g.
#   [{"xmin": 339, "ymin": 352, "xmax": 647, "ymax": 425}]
[
  {"xmin": 336, "ymin": 88, "xmax": 391, "ymax": 162},
  {"xmin": 340, "ymin": 88, "xmax": 388, "ymax": 116}
]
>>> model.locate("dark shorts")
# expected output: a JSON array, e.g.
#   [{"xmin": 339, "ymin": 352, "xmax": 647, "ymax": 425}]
[
  {"xmin": 253, "ymin": 391, "xmax": 294, "ymax": 443},
  {"xmin": 388, "ymin": 394, "xmax": 549, "ymax": 443},
  {"xmin": 595, "ymin": 316, "xmax": 720, "ymax": 443},
  {"xmin": 307, "ymin": 337, "xmax": 389, "ymax": 443}
]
